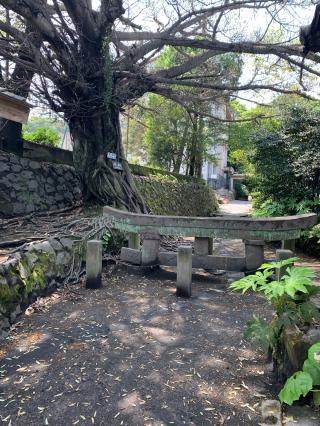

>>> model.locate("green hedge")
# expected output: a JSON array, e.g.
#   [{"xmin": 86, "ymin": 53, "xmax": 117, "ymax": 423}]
[
  {"xmin": 129, "ymin": 163, "xmax": 205, "ymax": 185},
  {"xmin": 134, "ymin": 176, "xmax": 219, "ymax": 217}
]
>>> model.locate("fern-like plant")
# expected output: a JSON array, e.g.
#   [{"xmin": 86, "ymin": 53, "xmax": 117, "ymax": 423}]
[{"xmin": 230, "ymin": 258, "xmax": 320, "ymax": 352}]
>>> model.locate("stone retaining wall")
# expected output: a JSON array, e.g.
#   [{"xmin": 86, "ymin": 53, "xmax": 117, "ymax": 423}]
[
  {"xmin": 0, "ymin": 150, "xmax": 82, "ymax": 217},
  {"xmin": 134, "ymin": 176, "xmax": 219, "ymax": 216},
  {"xmin": 0, "ymin": 236, "xmax": 85, "ymax": 339}
]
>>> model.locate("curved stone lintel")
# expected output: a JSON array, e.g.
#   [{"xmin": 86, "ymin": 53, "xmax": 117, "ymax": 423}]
[{"xmin": 104, "ymin": 206, "xmax": 317, "ymax": 241}]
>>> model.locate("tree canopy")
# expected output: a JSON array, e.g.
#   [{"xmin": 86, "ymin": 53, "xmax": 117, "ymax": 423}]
[{"xmin": 0, "ymin": 1, "xmax": 320, "ymax": 210}]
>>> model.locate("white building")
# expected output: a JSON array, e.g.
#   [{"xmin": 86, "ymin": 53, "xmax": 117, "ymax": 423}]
[{"xmin": 201, "ymin": 102, "xmax": 230, "ymax": 189}]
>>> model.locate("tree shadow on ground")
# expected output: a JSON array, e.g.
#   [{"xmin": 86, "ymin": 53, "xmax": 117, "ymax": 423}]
[{"xmin": 0, "ymin": 265, "xmax": 277, "ymax": 425}]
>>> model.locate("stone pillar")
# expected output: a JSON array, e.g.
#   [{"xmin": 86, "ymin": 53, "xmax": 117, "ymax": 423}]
[
  {"xmin": 128, "ymin": 232, "xmax": 140, "ymax": 249},
  {"xmin": 281, "ymin": 239, "xmax": 295, "ymax": 252},
  {"xmin": 176, "ymin": 246, "xmax": 192, "ymax": 298},
  {"xmin": 141, "ymin": 232, "xmax": 160, "ymax": 266},
  {"xmin": 86, "ymin": 240, "xmax": 102, "ymax": 289},
  {"xmin": 276, "ymin": 249, "xmax": 293, "ymax": 280},
  {"xmin": 194, "ymin": 237, "xmax": 211, "ymax": 256},
  {"xmin": 244, "ymin": 239, "xmax": 265, "ymax": 271}
]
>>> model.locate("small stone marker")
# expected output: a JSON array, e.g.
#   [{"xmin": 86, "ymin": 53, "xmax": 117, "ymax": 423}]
[
  {"xmin": 86, "ymin": 240, "xmax": 102, "ymax": 289},
  {"xmin": 276, "ymin": 249, "xmax": 293, "ymax": 280},
  {"xmin": 176, "ymin": 246, "xmax": 192, "ymax": 298},
  {"xmin": 141, "ymin": 232, "xmax": 160, "ymax": 266},
  {"xmin": 244, "ymin": 239, "xmax": 265, "ymax": 271},
  {"xmin": 194, "ymin": 237, "xmax": 211, "ymax": 256}
]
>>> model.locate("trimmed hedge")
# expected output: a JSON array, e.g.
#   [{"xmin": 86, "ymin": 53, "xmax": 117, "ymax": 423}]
[
  {"xmin": 134, "ymin": 176, "xmax": 219, "ymax": 217},
  {"xmin": 130, "ymin": 163, "xmax": 205, "ymax": 185}
]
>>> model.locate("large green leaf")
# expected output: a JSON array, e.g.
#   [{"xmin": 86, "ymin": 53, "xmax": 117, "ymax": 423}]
[
  {"xmin": 282, "ymin": 267, "xmax": 315, "ymax": 299},
  {"xmin": 307, "ymin": 342, "xmax": 320, "ymax": 367},
  {"xmin": 260, "ymin": 281, "xmax": 285, "ymax": 300},
  {"xmin": 243, "ymin": 316, "xmax": 276, "ymax": 351},
  {"xmin": 303, "ymin": 359, "xmax": 320, "ymax": 386},
  {"xmin": 260, "ymin": 258, "xmax": 299, "ymax": 271},
  {"xmin": 279, "ymin": 371, "xmax": 313, "ymax": 405},
  {"xmin": 229, "ymin": 276, "xmax": 258, "ymax": 293}
]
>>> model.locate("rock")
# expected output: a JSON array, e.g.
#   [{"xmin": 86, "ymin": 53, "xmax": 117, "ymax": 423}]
[
  {"xmin": 0, "ymin": 163, "xmax": 10, "ymax": 172},
  {"xmin": 28, "ymin": 180, "xmax": 38, "ymax": 190},
  {"xmin": 10, "ymin": 305, "xmax": 21, "ymax": 322},
  {"xmin": 11, "ymin": 164, "xmax": 22, "ymax": 173},
  {"xmin": 29, "ymin": 241, "xmax": 55, "ymax": 256},
  {"xmin": 60, "ymin": 238, "xmax": 74, "ymax": 251},
  {"xmin": 29, "ymin": 160, "xmax": 41, "ymax": 170},
  {"xmin": 48, "ymin": 238, "xmax": 63, "ymax": 251}
]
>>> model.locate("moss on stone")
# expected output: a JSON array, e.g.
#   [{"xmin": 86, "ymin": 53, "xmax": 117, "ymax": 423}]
[{"xmin": 134, "ymin": 176, "xmax": 219, "ymax": 217}]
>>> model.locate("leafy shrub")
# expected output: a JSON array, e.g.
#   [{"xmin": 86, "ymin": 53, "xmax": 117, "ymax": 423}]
[
  {"xmin": 230, "ymin": 259, "xmax": 320, "ymax": 352},
  {"xmin": 279, "ymin": 342, "xmax": 320, "ymax": 406},
  {"xmin": 234, "ymin": 181, "xmax": 249, "ymax": 200},
  {"xmin": 101, "ymin": 229, "xmax": 126, "ymax": 255},
  {"xmin": 23, "ymin": 127, "xmax": 60, "ymax": 147}
]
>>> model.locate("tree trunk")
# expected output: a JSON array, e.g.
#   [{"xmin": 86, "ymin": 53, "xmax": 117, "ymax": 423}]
[
  {"xmin": 70, "ymin": 105, "xmax": 147, "ymax": 213},
  {"xmin": 0, "ymin": 119, "xmax": 23, "ymax": 155}
]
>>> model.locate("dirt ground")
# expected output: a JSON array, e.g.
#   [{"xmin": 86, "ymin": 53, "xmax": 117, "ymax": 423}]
[{"xmin": 0, "ymin": 266, "xmax": 277, "ymax": 426}]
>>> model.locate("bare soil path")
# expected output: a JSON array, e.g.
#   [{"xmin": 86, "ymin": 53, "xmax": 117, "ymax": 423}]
[{"xmin": 0, "ymin": 266, "xmax": 276, "ymax": 426}]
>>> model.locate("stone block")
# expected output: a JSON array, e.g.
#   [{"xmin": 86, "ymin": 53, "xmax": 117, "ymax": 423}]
[
  {"xmin": 244, "ymin": 239, "xmax": 265, "ymax": 271},
  {"xmin": 194, "ymin": 237, "xmax": 211, "ymax": 256},
  {"xmin": 141, "ymin": 232, "xmax": 160, "ymax": 266},
  {"xmin": 260, "ymin": 400, "xmax": 281, "ymax": 426},
  {"xmin": 86, "ymin": 240, "xmax": 102, "ymax": 289},
  {"xmin": 120, "ymin": 247, "xmax": 142, "ymax": 265},
  {"xmin": 158, "ymin": 251, "xmax": 245, "ymax": 271},
  {"xmin": 177, "ymin": 246, "xmax": 192, "ymax": 298},
  {"xmin": 276, "ymin": 249, "xmax": 293, "ymax": 280}
]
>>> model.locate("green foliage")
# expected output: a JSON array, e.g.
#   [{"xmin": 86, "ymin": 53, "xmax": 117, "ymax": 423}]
[
  {"xmin": 24, "ymin": 116, "xmax": 64, "ymax": 135},
  {"xmin": 234, "ymin": 181, "xmax": 249, "ymax": 200},
  {"xmin": 23, "ymin": 127, "xmax": 60, "ymax": 147},
  {"xmin": 101, "ymin": 229, "xmax": 126, "ymax": 256},
  {"xmin": 279, "ymin": 343, "xmax": 320, "ymax": 405},
  {"xmin": 129, "ymin": 163, "xmax": 205, "ymax": 185},
  {"xmin": 279, "ymin": 371, "xmax": 313, "ymax": 405},
  {"xmin": 243, "ymin": 316, "xmax": 276, "ymax": 351},
  {"xmin": 134, "ymin": 176, "xmax": 219, "ymax": 216},
  {"xmin": 140, "ymin": 47, "xmax": 242, "ymax": 176},
  {"xmin": 230, "ymin": 259, "xmax": 320, "ymax": 352},
  {"xmin": 252, "ymin": 103, "xmax": 320, "ymax": 209}
]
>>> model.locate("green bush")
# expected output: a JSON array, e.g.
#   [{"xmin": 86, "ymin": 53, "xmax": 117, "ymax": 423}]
[
  {"xmin": 23, "ymin": 127, "xmax": 60, "ymax": 147},
  {"xmin": 101, "ymin": 229, "xmax": 126, "ymax": 255},
  {"xmin": 230, "ymin": 258, "xmax": 320, "ymax": 352},
  {"xmin": 234, "ymin": 181, "xmax": 249, "ymax": 200}
]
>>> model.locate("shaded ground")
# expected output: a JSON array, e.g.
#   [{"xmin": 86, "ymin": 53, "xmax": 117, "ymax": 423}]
[{"xmin": 0, "ymin": 266, "xmax": 276, "ymax": 426}]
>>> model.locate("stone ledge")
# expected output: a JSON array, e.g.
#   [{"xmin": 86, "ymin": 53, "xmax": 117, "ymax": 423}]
[
  {"xmin": 0, "ymin": 236, "xmax": 86, "ymax": 339},
  {"xmin": 120, "ymin": 248, "xmax": 246, "ymax": 271}
]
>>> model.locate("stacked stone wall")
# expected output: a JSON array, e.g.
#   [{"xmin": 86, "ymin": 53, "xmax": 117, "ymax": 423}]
[
  {"xmin": 0, "ymin": 237, "xmax": 85, "ymax": 338},
  {"xmin": 134, "ymin": 176, "xmax": 219, "ymax": 217},
  {"xmin": 0, "ymin": 150, "xmax": 82, "ymax": 217}
]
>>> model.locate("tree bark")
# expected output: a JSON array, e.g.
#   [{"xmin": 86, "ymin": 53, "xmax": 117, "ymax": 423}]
[{"xmin": 70, "ymin": 104, "xmax": 147, "ymax": 212}]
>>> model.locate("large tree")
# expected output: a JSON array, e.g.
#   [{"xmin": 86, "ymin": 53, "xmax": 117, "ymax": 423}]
[{"xmin": 0, "ymin": 0, "xmax": 319, "ymax": 211}]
